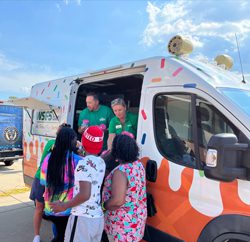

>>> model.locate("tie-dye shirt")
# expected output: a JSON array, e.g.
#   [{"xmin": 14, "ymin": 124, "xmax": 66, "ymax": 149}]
[{"xmin": 40, "ymin": 151, "xmax": 82, "ymax": 216}]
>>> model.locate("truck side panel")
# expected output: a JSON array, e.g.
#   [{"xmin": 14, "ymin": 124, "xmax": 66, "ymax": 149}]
[{"xmin": 0, "ymin": 105, "xmax": 23, "ymax": 162}]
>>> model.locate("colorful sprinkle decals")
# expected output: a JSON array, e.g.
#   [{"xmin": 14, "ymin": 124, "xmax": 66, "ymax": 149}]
[
  {"xmin": 69, "ymin": 104, "xmax": 71, "ymax": 113},
  {"xmin": 48, "ymin": 82, "xmax": 51, "ymax": 87},
  {"xmin": 41, "ymin": 88, "xmax": 45, "ymax": 95},
  {"xmin": 141, "ymin": 133, "xmax": 146, "ymax": 145},
  {"xmin": 199, "ymin": 170, "xmax": 205, "ymax": 177},
  {"xmin": 141, "ymin": 109, "xmax": 147, "ymax": 120},
  {"xmin": 130, "ymin": 63, "xmax": 135, "ymax": 68},
  {"xmin": 172, "ymin": 67, "xmax": 183, "ymax": 77},
  {"xmin": 183, "ymin": 83, "xmax": 196, "ymax": 88},
  {"xmin": 145, "ymin": 67, "xmax": 149, "ymax": 72},
  {"xmin": 151, "ymin": 77, "xmax": 162, "ymax": 83},
  {"xmin": 57, "ymin": 91, "xmax": 60, "ymax": 98},
  {"xmin": 161, "ymin": 58, "xmax": 165, "ymax": 68},
  {"xmin": 53, "ymin": 85, "xmax": 58, "ymax": 91}
]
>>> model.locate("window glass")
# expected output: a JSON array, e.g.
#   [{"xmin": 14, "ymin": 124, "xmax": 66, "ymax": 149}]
[
  {"xmin": 196, "ymin": 98, "xmax": 238, "ymax": 163},
  {"xmin": 31, "ymin": 110, "xmax": 60, "ymax": 137},
  {"xmin": 219, "ymin": 88, "xmax": 250, "ymax": 117},
  {"xmin": 154, "ymin": 94, "xmax": 196, "ymax": 167}
]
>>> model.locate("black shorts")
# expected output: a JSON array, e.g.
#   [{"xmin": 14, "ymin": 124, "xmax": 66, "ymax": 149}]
[{"xmin": 29, "ymin": 177, "xmax": 45, "ymax": 203}]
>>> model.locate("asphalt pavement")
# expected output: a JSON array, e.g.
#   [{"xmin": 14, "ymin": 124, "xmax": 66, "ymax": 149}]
[{"xmin": 0, "ymin": 159, "xmax": 53, "ymax": 242}]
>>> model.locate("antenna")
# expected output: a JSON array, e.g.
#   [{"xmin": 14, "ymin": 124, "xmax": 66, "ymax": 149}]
[{"xmin": 235, "ymin": 33, "xmax": 246, "ymax": 84}]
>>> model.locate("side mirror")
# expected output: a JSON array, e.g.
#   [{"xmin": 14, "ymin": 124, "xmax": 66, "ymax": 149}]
[
  {"xmin": 204, "ymin": 133, "xmax": 248, "ymax": 182},
  {"xmin": 146, "ymin": 160, "xmax": 158, "ymax": 182}
]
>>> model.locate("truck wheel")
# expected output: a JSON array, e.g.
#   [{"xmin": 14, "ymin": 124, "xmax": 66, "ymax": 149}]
[
  {"xmin": 4, "ymin": 160, "xmax": 14, "ymax": 166},
  {"xmin": 213, "ymin": 233, "xmax": 250, "ymax": 242}
]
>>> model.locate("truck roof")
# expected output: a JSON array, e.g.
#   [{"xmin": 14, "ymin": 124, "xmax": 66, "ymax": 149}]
[
  {"xmin": 173, "ymin": 56, "xmax": 250, "ymax": 90},
  {"xmin": 30, "ymin": 55, "xmax": 250, "ymax": 94}
]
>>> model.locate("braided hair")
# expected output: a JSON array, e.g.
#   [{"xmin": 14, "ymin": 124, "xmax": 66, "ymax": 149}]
[
  {"xmin": 111, "ymin": 134, "xmax": 139, "ymax": 163},
  {"xmin": 46, "ymin": 127, "xmax": 77, "ymax": 196}
]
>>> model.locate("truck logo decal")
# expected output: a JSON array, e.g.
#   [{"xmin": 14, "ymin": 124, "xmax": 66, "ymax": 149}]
[{"xmin": 4, "ymin": 127, "xmax": 18, "ymax": 143}]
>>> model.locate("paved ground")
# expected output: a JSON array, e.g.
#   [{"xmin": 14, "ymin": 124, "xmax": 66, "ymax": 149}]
[{"xmin": 0, "ymin": 159, "xmax": 53, "ymax": 242}]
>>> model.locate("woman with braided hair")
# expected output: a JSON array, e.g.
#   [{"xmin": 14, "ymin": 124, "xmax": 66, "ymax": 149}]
[{"xmin": 102, "ymin": 134, "xmax": 147, "ymax": 242}]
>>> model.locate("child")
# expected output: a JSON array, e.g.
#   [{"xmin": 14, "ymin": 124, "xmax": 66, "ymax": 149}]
[
  {"xmin": 40, "ymin": 127, "xmax": 81, "ymax": 242},
  {"xmin": 50, "ymin": 125, "xmax": 106, "ymax": 242},
  {"xmin": 30, "ymin": 123, "xmax": 71, "ymax": 242}
]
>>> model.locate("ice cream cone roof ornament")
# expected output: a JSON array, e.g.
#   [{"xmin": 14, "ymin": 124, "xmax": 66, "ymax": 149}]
[
  {"xmin": 215, "ymin": 54, "xmax": 233, "ymax": 70},
  {"xmin": 168, "ymin": 35, "xmax": 193, "ymax": 56}
]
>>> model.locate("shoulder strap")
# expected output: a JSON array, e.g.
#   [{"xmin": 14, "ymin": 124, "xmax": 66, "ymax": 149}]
[{"xmin": 69, "ymin": 215, "xmax": 78, "ymax": 242}]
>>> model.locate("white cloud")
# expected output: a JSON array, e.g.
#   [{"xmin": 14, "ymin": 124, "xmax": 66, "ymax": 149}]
[
  {"xmin": 0, "ymin": 53, "xmax": 61, "ymax": 98},
  {"xmin": 20, "ymin": 86, "xmax": 31, "ymax": 95},
  {"xmin": 244, "ymin": 73, "xmax": 250, "ymax": 82},
  {"xmin": 142, "ymin": 1, "xmax": 250, "ymax": 49},
  {"xmin": 55, "ymin": 3, "xmax": 62, "ymax": 12},
  {"xmin": 1, "ymin": 71, "xmax": 59, "ymax": 96},
  {"xmin": 240, "ymin": 0, "xmax": 249, "ymax": 8},
  {"xmin": 75, "ymin": 0, "xmax": 81, "ymax": 6},
  {"xmin": 0, "ymin": 53, "xmax": 23, "ymax": 71},
  {"xmin": 63, "ymin": 0, "xmax": 81, "ymax": 6}
]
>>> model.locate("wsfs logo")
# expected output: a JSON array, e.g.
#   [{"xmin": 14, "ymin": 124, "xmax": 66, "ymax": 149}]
[{"xmin": 4, "ymin": 127, "xmax": 19, "ymax": 143}]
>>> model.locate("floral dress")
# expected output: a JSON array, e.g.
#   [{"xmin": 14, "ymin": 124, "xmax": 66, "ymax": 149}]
[{"xmin": 102, "ymin": 160, "xmax": 147, "ymax": 242}]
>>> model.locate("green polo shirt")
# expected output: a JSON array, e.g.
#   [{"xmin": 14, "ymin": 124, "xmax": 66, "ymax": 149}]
[
  {"xmin": 78, "ymin": 105, "xmax": 114, "ymax": 150},
  {"xmin": 35, "ymin": 139, "xmax": 55, "ymax": 179},
  {"xmin": 109, "ymin": 112, "xmax": 138, "ymax": 138}
]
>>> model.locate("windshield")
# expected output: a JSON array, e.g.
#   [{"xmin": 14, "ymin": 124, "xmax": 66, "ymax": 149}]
[{"xmin": 219, "ymin": 88, "xmax": 250, "ymax": 117}]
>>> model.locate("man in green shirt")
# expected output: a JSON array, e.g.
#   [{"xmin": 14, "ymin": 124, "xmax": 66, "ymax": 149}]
[{"xmin": 78, "ymin": 92, "xmax": 114, "ymax": 150}]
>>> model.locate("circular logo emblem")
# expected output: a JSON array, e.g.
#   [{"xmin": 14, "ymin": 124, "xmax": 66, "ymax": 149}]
[{"xmin": 4, "ymin": 127, "xmax": 19, "ymax": 143}]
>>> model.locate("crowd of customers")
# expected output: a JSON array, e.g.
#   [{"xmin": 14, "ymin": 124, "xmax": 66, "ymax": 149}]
[{"xmin": 30, "ymin": 92, "xmax": 147, "ymax": 242}]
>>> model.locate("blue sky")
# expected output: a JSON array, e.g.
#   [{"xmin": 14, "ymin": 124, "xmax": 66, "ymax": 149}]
[{"xmin": 0, "ymin": 0, "xmax": 250, "ymax": 100}]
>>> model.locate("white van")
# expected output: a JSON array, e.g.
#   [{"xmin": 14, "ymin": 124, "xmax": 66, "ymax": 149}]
[{"xmin": 13, "ymin": 36, "xmax": 250, "ymax": 242}]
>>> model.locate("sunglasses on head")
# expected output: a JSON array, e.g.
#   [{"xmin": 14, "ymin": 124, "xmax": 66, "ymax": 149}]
[{"xmin": 111, "ymin": 98, "xmax": 125, "ymax": 107}]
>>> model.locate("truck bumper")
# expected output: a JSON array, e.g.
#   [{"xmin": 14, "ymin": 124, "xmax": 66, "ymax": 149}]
[
  {"xmin": 0, "ymin": 155, "xmax": 23, "ymax": 161},
  {"xmin": 0, "ymin": 149, "xmax": 23, "ymax": 161}
]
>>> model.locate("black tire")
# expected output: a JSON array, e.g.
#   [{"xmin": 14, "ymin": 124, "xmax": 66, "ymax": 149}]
[
  {"xmin": 4, "ymin": 160, "xmax": 14, "ymax": 166},
  {"xmin": 214, "ymin": 234, "xmax": 250, "ymax": 242},
  {"xmin": 198, "ymin": 214, "xmax": 250, "ymax": 242}
]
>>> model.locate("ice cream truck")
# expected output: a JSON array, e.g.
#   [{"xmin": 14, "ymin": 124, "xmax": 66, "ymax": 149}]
[{"xmin": 12, "ymin": 36, "xmax": 250, "ymax": 242}]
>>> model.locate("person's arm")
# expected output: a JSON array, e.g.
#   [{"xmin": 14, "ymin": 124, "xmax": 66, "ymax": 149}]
[
  {"xmin": 107, "ymin": 118, "xmax": 116, "ymax": 150},
  {"xmin": 104, "ymin": 169, "xmax": 127, "ymax": 211},
  {"xmin": 50, "ymin": 181, "xmax": 91, "ymax": 213},
  {"xmin": 78, "ymin": 110, "xmax": 85, "ymax": 134},
  {"xmin": 107, "ymin": 133, "xmax": 116, "ymax": 150},
  {"xmin": 78, "ymin": 126, "xmax": 84, "ymax": 134}
]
